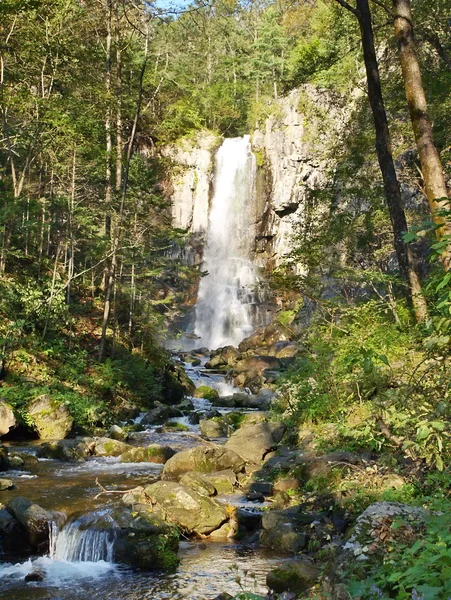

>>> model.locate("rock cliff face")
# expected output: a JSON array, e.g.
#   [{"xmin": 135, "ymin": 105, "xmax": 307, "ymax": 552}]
[
  {"xmin": 163, "ymin": 86, "xmax": 351, "ymax": 270},
  {"xmin": 161, "ymin": 131, "xmax": 219, "ymax": 265},
  {"xmin": 251, "ymin": 86, "xmax": 351, "ymax": 269}
]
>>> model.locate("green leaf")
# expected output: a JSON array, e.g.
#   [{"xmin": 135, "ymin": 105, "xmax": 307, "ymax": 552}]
[
  {"xmin": 430, "ymin": 421, "xmax": 445, "ymax": 432},
  {"xmin": 417, "ymin": 425, "xmax": 431, "ymax": 440}
]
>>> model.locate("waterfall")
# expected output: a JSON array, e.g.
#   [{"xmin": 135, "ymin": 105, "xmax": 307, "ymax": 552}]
[
  {"xmin": 49, "ymin": 514, "xmax": 116, "ymax": 563},
  {"xmin": 194, "ymin": 136, "xmax": 262, "ymax": 349}
]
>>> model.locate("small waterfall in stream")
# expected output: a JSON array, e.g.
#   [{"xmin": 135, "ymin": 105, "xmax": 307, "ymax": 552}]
[
  {"xmin": 194, "ymin": 136, "xmax": 264, "ymax": 349},
  {"xmin": 49, "ymin": 514, "xmax": 116, "ymax": 563}
]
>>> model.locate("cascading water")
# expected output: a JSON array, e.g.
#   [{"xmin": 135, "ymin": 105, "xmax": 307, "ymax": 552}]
[
  {"xmin": 194, "ymin": 136, "xmax": 263, "ymax": 349},
  {"xmin": 49, "ymin": 513, "xmax": 116, "ymax": 562}
]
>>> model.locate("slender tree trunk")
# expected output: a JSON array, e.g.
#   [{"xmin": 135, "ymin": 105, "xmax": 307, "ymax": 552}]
[
  {"xmin": 334, "ymin": 0, "xmax": 427, "ymax": 322},
  {"xmin": 392, "ymin": 0, "xmax": 451, "ymax": 270},
  {"xmin": 99, "ymin": 28, "xmax": 149, "ymax": 360},
  {"xmin": 115, "ymin": 7, "xmax": 123, "ymax": 193},
  {"xmin": 42, "ymin": 244, "xmax": 61, "ymax": 341},
  {"xmin": 105, "ymin": 0, "xmax": 113, "ymax": 240}
]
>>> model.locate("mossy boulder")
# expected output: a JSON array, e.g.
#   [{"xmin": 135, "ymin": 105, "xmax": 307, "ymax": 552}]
[
  {"xmin": 202, "ymin": 470, "xmax": 237, "ymax": 493},
  {"xmin": 140, "ymin": 481, "xmax": 228, "ymax": 535},
  {"xmin": 27, "ymin": 395, "xmax": 74, "ymax": 439},
  {"xmin": 200, "ymin": 418, "xmax": 230, "ymax": 438},
  {"xmin": 120, "ymin": 444, "xmax": 175, "ymax": 464},
  {"xmin": 0, "ymin": 479, "xmax": 14, "ymax": 491},
  {"xmin": 180, "ymin": 471, "xmax": 217, "ymax": 496},
  {"xmin": 93, "ymin": 437, "xmax": 131, "ymax": 457},
  {"xmin": 111, "ymin": 508, "xmax": 179, "ymax": 571},
  {"xmin": 193, "ymin": 386, "xmax": 220, "ymax": 401},
  {"xmin": 266, "ymin": 561, "xmax": 320, "ymax": 595},
  {"xmin": 162, "ymin": 444, "xmax": 245, "ymax": 479}
]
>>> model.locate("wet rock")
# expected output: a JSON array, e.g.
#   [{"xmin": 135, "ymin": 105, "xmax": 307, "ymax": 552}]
[
  {"xmin": 205, "ymin": 355, "xmax": 227, "ymax": 369},
  {"xmin": 193, "ymin": 386, "xmax": 220, "ymax": 401},
  {"xmin": 263, "ymin": 323, "xmax": 293, "ymax": 346},
  {"xmin": 235, "ymin": 508, "xmax": 262, "ymax": 531},
  {"xmin": 37, "ymin": 437, "xmax": 94, "ymax": 462},
  {"xmin": 120, "ymin": 444, "xmax": 175, "ymax": 464},
  {"xmin": 8, "ymin": 454, "xmax": 24, "ymax": 469},
  {"xmin": 0, "ymin": 401, "xmax": 16, "ymax": 437},
  {"xmin": 140, "ymin": 480, "xmax": 228, "ymax": 535},
  {"xmin": 93, "ymin": 437, "xmax": 131, "ymax": 457},
  {"xmin": 111, "ymin": 507, "xmax": 179, "ymax": 571},
  {"xmin": 211, "ymin": 593, "xmax": 234, "ymax": 600},
  {"xmin": 266, "ymin": 561, "xmax": 320, "ymax": 595},
  {"xmin": 0, "ymin": 505, "xmax": 29, "ymax": 554},
  {"xmin": 163, "ymin": 364, "xmax": 195, "ymax": 403},
  {"xmin": 246, "ymin": 491, "xmax": 265, "ymax": 502},
  {"xmin": 141, "ymin": 403, "xmax": 171, "ymax": 426},
  {"xmin": 27, "ymin": 395, "xmax": 73, "ymax": 439},
  {"xmin": 162, "ymin": 444, "xmax": 245, "ymax": 479},
  {"xmin": 247, "ymin": 481, "xmax": 274, "ymax": 496},
  {"xmin": 220, "ymin": 346, "xmax": 241, "ymax": 366},
  {"xmin": 225, "ymin": 422, "xmax": 286, "ymax": 464},
  {"xmin": 177, "ymin": 399, "xmax": 195, "ymax": 413},
  {"xmin": 200, "ymin": 418, "xmax": 230, "ymax": 438},
  {"xmin": 262, "ymin": 522, "xmax": 308, "ymax": 553},
  {"xmin": 108, "ymin": 425, "xmax": 128, "ymax": 441},
  {"xmin": 0, "ymin": 444, "xmax": 9, "ymax": 470},
  {"xmin": 0, "ymin": 478, "xmax": 14, "ymax": 491},
  {"xmin": 202, "ymin": 469, "xmax": 237, "ymax": 493},
  {"xmin": 7, "ymin": 496, "xmax": 54, "ymax": 551},
  {"xmin": 25, "ymin": 570, "xmax": 44, "ymax": 582},
  {"xmin": 180, "ymin": 471, "xmax": 217, "ymax": 496},
  {"xmin": 15, "ymin": 453, "xmax": 39, "ymax": 467}
]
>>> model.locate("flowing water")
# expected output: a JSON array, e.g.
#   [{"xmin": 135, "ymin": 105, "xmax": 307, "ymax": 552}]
[
  {"xmin": 0, "ymin": 360, "xmax": 282, "ymax": 600},
  {"xmin": 193, "ymin": 136, "xmax": 266, "ymax": 350}
]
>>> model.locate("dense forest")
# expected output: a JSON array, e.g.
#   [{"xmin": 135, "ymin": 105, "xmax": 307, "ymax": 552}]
[{"xmin": 1, "ymin": 0, "xmax": 451, "ymax": 598}]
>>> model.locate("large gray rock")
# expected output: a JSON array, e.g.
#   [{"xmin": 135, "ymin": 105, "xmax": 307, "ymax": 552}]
[
  {"xmin": 140, "ymin": 481, "xmax": 228, "ymax": 535},
  {"xmin": 27, "ymin": 395, "xmax": 73, "ymax": 439},
  {"xmin": 7, "ymin": 496, "xmax": 54, "ymax": 551},
  {"xmin": 37, "ymin": 437, "xmax": 95, "ymax": 462},
  {"xmin": 234, "ymin": 356, "xmax": 280, "ymax": 376},
  {"xmin": 0, "ymin": 505, "xmax": 30, "ymax": 554},
  {"xmin": 199, "ymin": 418, "xmax": 230, "ymax": 438},
  {"xmin": 0, "ymin": 402, "xmax": 16, "ymax": 437},
  {"xmin": 162, "ymin": 445, "xmax": 245, "ymax": 479},
  {"xmin": 225, "ymin": 422, "xmax": 286, "ymax": 464},
  {"xmin": 266, "ymin": 561, "xmax": 320, "ymax": 595}
]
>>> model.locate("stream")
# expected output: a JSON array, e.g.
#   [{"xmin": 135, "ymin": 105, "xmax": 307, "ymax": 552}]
[{"xmin": 0, "ymin": 359, "xmax": 283, "ymax": 600}]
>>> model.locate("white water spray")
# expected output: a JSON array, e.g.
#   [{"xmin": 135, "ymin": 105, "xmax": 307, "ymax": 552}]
[
  {"xmin": 49, "ymin": 515, "xmax": 116, "ymax": 562},
  {"xmin": 194, "ymin": 136, "xmax": 261, "ymax": 349}
]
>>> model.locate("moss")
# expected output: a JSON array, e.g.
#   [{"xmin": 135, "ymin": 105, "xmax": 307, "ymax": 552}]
[{"xmin": 193, "ymin": 386, "xmax": 219, "ymax": 401}]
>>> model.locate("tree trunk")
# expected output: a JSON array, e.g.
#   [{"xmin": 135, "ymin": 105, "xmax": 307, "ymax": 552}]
[
  {"xmin": 392, "ymin": 0, "xmax": 451, "ymax": 270},
  {"xmin": 334, "ymin": 0, "xmax": 427, "ymax": 322},
  {"xmin": 104, "ymin": 0, "xmax": 113, "ymax": 240}
]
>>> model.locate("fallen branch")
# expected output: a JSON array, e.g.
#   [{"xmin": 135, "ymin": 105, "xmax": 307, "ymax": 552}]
[{"xmin": 93, "ymin": 477, "xmax": 138, "ymax": 500}]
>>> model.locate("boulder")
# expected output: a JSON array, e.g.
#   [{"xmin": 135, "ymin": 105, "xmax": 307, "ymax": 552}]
[
  {"xmin": 7, "ymin": 496, "xmax": 53, "ymax": 551},
  {"xmin": 234, "ymin": 356, "xmax": 280, "ymax": 376},
  {"xmin": 180, "ymin": 471, "xmax": 217, "ymax": 496},
  {"xmin": 263, "ymin": 323, "xmax": 293, "ymax": 345},
  {"xmin": 37, "ymin": 437, "xmax": 95, "ymax": 462},
  {"xmin": 193, "ymin": 386, "xmax": 220, "ymax": 401},
  {"xmin": 238, "ymin": 328, "xmax": 265, "ymax": 353},
  {"xmin": 0, "ymin": 402, "xmax": 16, "ymax": 437},
  {"xmin": 108, "ymin": 425, "xmax": 128, "ymax": 441},
  {"xmin": 163, "ymin": 364, "xmax": 195, "ymax": 403},
  {"xmin": 0, "ymin": 479, "xmax": 14, "ymax": 491},
  {"xmin": 27, "ymin": 395, "xmax": 73, "ymax": 439},
  {"xmin": 120, "ymin": 444, "xmax": 175, "ymax": 464},
  {"xmin": 8, "ymin": 454, "xmax": 24, "ymax": 469},
  {"xmin": 93, "ymin": 437, "xmax": 131, "ymax": 457},
  {"xmin": 162, "ymin": 445, "xmax": 245, "ymax": 479},
  {"xmin": 0, "ymin": 505, "xmax": 30, "ymax": 554},
  {"xmin": 205, "ymin": 355, "xmax": 227, "ymax": 369},
  {"xmin": 200, "ymin": 418, "xmax": 230, "ymax": 438},
  {"xmin": 220, "ymin": 346, "xmax": 241, "ymax": 366},
  {"xmin": 266, "ymin": 561, "xmax": 320, "ymax": 595},
  {"xmin": 141, "ymin": 403, "xmax": 171, "ymax": 426},
  {"xmin": 111, "ymin": 507, "xmax": 179, "ymax": 571},
  {"xmin": 0, "ymin": 444, "xmax": 9, "ymax": 470},
  {"xmin": 202, "ymin": 470, "xmax": 237, "ymax": 494},
  {"xmin": 268, "ymin": 341, "xmax": 302, "ymax": 359},
  {"xmin": 225, "ymin": 422, "xmax": 286, "ymax": 464},
  {"xmin": 145, "ymin": 481, "xmax": 227, "ymax": 535}
]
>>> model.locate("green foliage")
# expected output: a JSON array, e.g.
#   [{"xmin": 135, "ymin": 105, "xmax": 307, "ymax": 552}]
[{"xmin": 348, "ymin": 503, "xmax": 451, "ymax": 600}]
